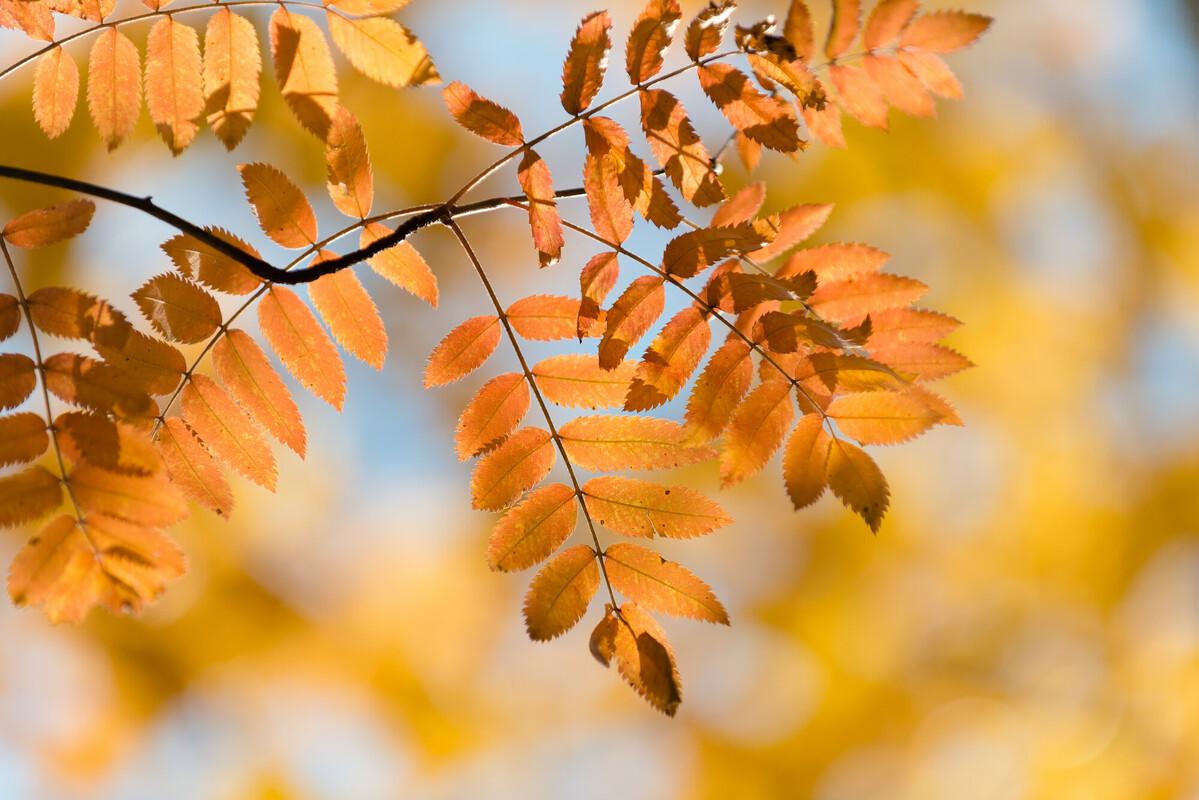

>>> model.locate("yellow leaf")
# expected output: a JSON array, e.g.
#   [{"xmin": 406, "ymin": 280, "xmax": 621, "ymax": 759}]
[
  {"xmin": 181, "ymin": 374, "xmax": 277, "ymax": 490},
  {"xmin": 523, "ymin": 544, "xmax": 599, "ymax": 640},
  {"xmin": 442, "ymin": 81, "xmax": 523, "ymax": 146},
  {"xmin": 156, "ymin": 417, "xmax": 234, "ymax": 517},
  {"xmin": 625, "ymin": 0, "xmax": 682, "ymax": 84},
  {"xmin": 863, "ymin": 0, "xmax": 919, "ymax": 50},
  {"xmin": 782, "ymin": 413, "xmax": 830, "ymax": 510},
  {"xmin": 827, "ymin": 390, "xmax": 943, "ymax": 445},
  {"xmin": 132, "ymin": 273, "xmax": 222, "ymax": 343},
  {"xmin": 270, "ymin": 7, "xmax": 339, "ymax": 139},
  {"xmin": 455, "ymin": 372, "xmax": 530, "ymax": 460},
  {"xmin": 582, "ymin": 476, "xmax": 730, "ymax": 539},
  {"xmin": 560, "ymin": 10, "xmax": 611, "ymax": 115},
  {"xmin": 423, "ymin": 315, "xmax": 500, "ymax": 388},
  {"xmin": 212, "ymin": 329, "xmax": 306, "ymax": 457},
  {"xmin": 327, "ymin": 11, "xmax": 438, "ymax": 88},
  {"xmin": 559, "ymin": 415, "xmax": 716, "ymax": 471},
  {"xmin": 87, "ymin": 28, "xmax": 141, "ymax": 151},
  {"xmin": 0, "ymin": 466, "xmax": 62, "ymax": 527},
  {"xmin": 33, "ymin": 46, "xmax": 79, "ymax": 139},
  {"xmin": 0, "ymin": 413, "xmax": 49, "ymax": 468},
  {"xmin": 325, "ymin": 107, "xmax": 373, "ymax": 219},
  {"xmin": 470, "ymin": 427, "xmax": 555, "ymax": 511},
  {"xmin": 258, "ymin": 286, "xmax": 346, "ymax": 409},
  {"xmin": 487, "ymin": 483, "xmax": 578, "ymax": 572},
  {"xmin": 145, "ymin": 17, "xmax": 203, "ymax": 154},
  {"xmin": 532, "ymin": 354, "xmax": 636, "ymax": 410},
  {"xmin": 361, "ymin": 223, "xmax": 438, "ymax": 307},
  {"xmin": 603, "ymin": 542, "xmax": 728, "ymax": 623},
  {"xmin": 70, "ymin": 464, "xmax": 188, "ymax": 527},
  {"xmin": 3, "ymin": 199, "xmax": 94, "ymax": 248},
  {"xmin": 238, "ymin": 162, "xmax": 318, "ymax": 249},
  {"xmin": 720, "ymin": 380, "xmax": 795, "ymax": 487},
  {"xmin": 308, "ymin": 259, "xmax": 388, "ymax": 369},
  {"xmin": 826, "ymin": 437, "xmax": 889, "ymax": 532},
  {"xmin": 203, "ymin": 8, "xmax": 261, "ymax": 150}
]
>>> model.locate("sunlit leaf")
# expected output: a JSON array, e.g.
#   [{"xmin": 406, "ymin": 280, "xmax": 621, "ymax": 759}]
[
  {"xmin": 259, "ymin": 286, "xmax": 346, "ymax": 409},
  {"xmin": 3, "ymin": 200, "xmax": 94, "ymax": 248},
  {"xmin": 156, "ymin": 416, "xmax": 234, "ymax": 517},
  {"xmin": 424, "ymin": 315, "xmax": 501, "ymax": 388},
  {"xmin": 517, "ymin": 149, "xmax": 564, "ymax": 267},
  {"xmin": 87, "ymin": 28, "xmax": 140, "ymax": 151},
  {"xmin": 454, "ymin": 372, "xmax": 530, "ymax": 460},
  {"xmin": 720, "ymin": 379, "xmax": 794, "ymax": 487},
  {"xmin": 506, "ymin": 294, "xmax": 579, "ymax": 341},
  {"xmin": 523, "ymin": 544, "xmax": 598, "ymax": 640},
  {"xmin": 32, "ymin": 46, "xmax": 78, "ymax": 139},
  {"xmin": 582, "ymin": 476, "xmax": 730, "ymax": 539},
  {"xmin": 132, "ymin": 273, "xmax": 222, "ymax": 343},
  {"xmin": 471, "ymin": 426, "xmax": 555, "ymax": 511},
  {"xmin": 212, "ymin": 328, "xmax": 306, "ymax": 457},
  {"xmin": 238, "ymin": 162, "xmax": 318, "ymax": 249},
  {"xmin": 533, "ymin": 354, "xmax": 636, "ymax": 410},
  {"xmin": 325, "ymin": 107, "xmax": 374, "ymax": 219},
  {"xmin": 309, "ymin": 260, "xmax": 388, "ymax": 369},
  {"xmin": 0, "ymin": 466, "xmax": 61, "ymax": 527},
  {"xmin": 599, "ymin": 276, "xmax": 664, "ymax": 370},
  {"xmin": 487, "ymin": 483, "xmax": 577, "ymax": 572},
  {"xmin": 361, "ymin": 223, "xmax": 438, "ymax": 307},
  {"xmin": 826, "ymin": 436, "xmax": 888, "ymax": 532},
  {"xmin": 625, "ymin": 306, "xmax": 710, "ymax": 411},
  {"xmin": 327, "ymin": 11, "xmax": 438, "ymax": 88},
  {"xmin": 626, "ymin": 0, "xmax": 681, "ymax": 83},
  {"xmin": 203, "ymin": 8, "xmax": 261, "ymax": 150},
  {"xmin": 783, "ymin": 413, "xmax": 830, "ymax": 509},
  {"xmin": 559, "ymin": 415, "xmax": 715, "ymax": 471},
  {"xmin": 271, "ymin": 7, "xmax": 339, "ymax": 139},
  {"xmin": 145, "ymin": 17, "xmax": 204, "ymax": 154},
  {"xmin": 181, "ymin": 374, "xmax": 276, "ymax": 490},
  {"xmin": 603, "ymin": 542, "xmax": 728, "ymax": 623},
  {"xmin": 442, "ymin": 81, "xmax": 523, "ymax": 145}
]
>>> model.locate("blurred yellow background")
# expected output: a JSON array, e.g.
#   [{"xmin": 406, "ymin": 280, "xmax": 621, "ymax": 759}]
[{"xmin": 2, "ymin": 0, "xmax": 1199, "ymax": 797}]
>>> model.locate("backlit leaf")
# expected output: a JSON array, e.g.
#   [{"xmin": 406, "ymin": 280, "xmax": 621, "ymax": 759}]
[
  {"xmin": 442, "ymin": 81, "xmax": 523, "ymax": 146},
  {"xmin": 56, "ymin": 411, "xmax": 162, "ymax": 475},
  {"xmin": 711, "ymin": 182, "xmax": 765, "ymax": 228},
  {"xmin": 720, "ymin": 379, "xmax": 794, "ymax": 487},
  {"xmin": 625, "ymin": 306, "xmax": 710, "ymax": 411},
  {"xmin": 517, "ymin": 149, "xmax": 564, "ymax": 267},
  {"xmin": 582, "ymin": 476, "xmax": 730, "ymax": 539},
  {"xmin": 826, "ymin": 0, "xmax": 861, "ymax": 59},
  {"xmin": 455, "ymin": 372, "xmax": 530, "ymax": 460},
  {"xmin": 802, "ymin": 100, "xmax": 846, "ymax": 148},
  {"xmin": 809, "ymin": 272, "xmax": 928, "ymax": 322},
  {"xmin": 259, "ymin": 286, "xmax": 346, "ymax": 409},
  {"xmin": 70, "ymin": 464, "xmax": 188, "ymax": 527},
  {"xmin": 0, "ymin": 466, "xmax": 61, "ymax": 527},
  {"xmin": 471, "ymin": 427, "xmax": 555, "ymax": 511},
  {"xmin": 238, "ymin": 162, "xmax": 318, "ymax": 248},
  {"xmin": 270, "ymin": 7, "xmax": 339, "ymax": 139},
  {"xmin": 327, "ymin": 12, "xmax": 438, "ymax": 88},
  {"xmin": 3, "ymin": 199, "xmax": 94, "ymax": 248},
  {"xmin": 325, "ymin": 107, "xmax": 374, "ymax": 218},
  {"xmin": 92, "ymin": 328, "xmax": 185, "ymax": 396},
  {"xmin": 157, "ymin": 417, "xmax": 234, "ymax": 517},
  {"xmin": 897, "ymin": 49, "xmax": 962, "ymax": 99},
  {"xmin": 43, "ymin": 353, "xmax": 154, "ymax": 420},
  {"xmin": 203, "ymin": 8, "xmax": 261, "ymax": 150},
  {"xmin": 506, "ymin": 295, "xmax": 579, "ymax": 341},
  {"xmin": 662, "ymin": 223, "xmax": 769, "ymax": 279},
  {"xmin": 87, "ymin": 28, "xmax": 141, "ymax": 151},
  {"xmin": 870, "ymin": 341, "xmax": 972, "ymax": 381},
  {"xmin": 863, "ymin": 53, "xmax": 934, "ymax": 118},
  {"xmin": 0, "ymin": 413, "xmax": 49, "ymax": 468},
  {"xmin": 866, "ymin": 307, "xmax": 960, "ymax": 346},
  {"xmin": 599, "ymin": 276, "xmax": 664, "ymax": 370},
  {"xmin": 826, "ymin": 437, "xmax": 888, "ymax": 532},
  {"xmin": 424, "ymin": 315, "xmax": 501, "ymax": 388},
  {"xmin": 309, "ymin": 261, "xmax": 388, "ymax": 369},
  {"xmin": 603, "ymin": 542, "xmax": 728, "ymax": 623},
  {"xmin": 361, "ymin": 223, "xmax": 438, "ymax": 307},
  {"xmin": 25, "ymin": 287, "xmax": 126, "ymax": 341},
  {"xmin": 145, "ymin": 17, "xmax": 203, "ymax": 154},
  {"xmin": 639, "ymin": 88, "xmax": 724, "ymax": 206},
  {"xmin": 590, "ymin": 602, "xmax": 681, "ymax": 715},
  {"xmin": 626, "ymin": 0, "xmax": 681, "ymax": 83},
  {"xmin": 578, "ymin": 251, "xmax": 619, "ymax": 338},
  {"xmin": 698, "ymin": 63, "xmax": 801, "ymax": 152},
  {"xmin": 827, "ymin": 390, "xmax": 941, "ymax": 444},
  {"xmin": 778, "ymin": 242, "xmax": 890, "ymax": 282},
  {"xmin": 181, "ymin": 374, "xmax": 277, "ymax": 490},
  {"xmin": 584, "ymin": 151, "xmax": 634, "ymax": 246},
  {"xmin": 746, "ymin": 203, "xmax": 834, "ymax": 262},
  {"xmin": 212, "ymin": 328, "xmax": 306, "ymax": 456},
  {"xmin": 683, "ymin": 0, "xmax": 734, "ymax": 60},
  {"xmin": 560, "ymin": 10, "xmax": 611, "ymax": 115},
  {"xmin": 900, "ymin": 11, "xmax": 992, "ymax": 53},
  {"xmin": 683, "ymin": 337, "xmax": 752, "ymax": 443},
  {"xmin": 863, "ymin": 0, "xmax": 919, "ymax": 50},
  {"xmin": 33, "ymin": 46, "xmax": 78, "ymax": 139},
  {"xmin": 783, "ymin": 413, "xmax": 830, "ymax": 509},
  {"xmin": 784, "ymin": 0, "xmax": 815, "ymax": 60},
  {"xmin": 132, "ymin": 273, "xmax": 222, "ymax": 343},
  {"xmin": 163, "ymin": 227, "xmax": 263, "ymax": 296},
  {"xmin": 533, "ymin": 354, "xmax": 636, "ymax": 410},
  {"xmin": 0, "ymin": 295, "xmax": 18, "ymax": 341},
  {"xmin": 523, "ymin": 544, "xmax": 598, "ymax": 640},
  {"xmin": 559, "ymin": 415, "xmax": 715, "ymax": 471},
  {"xmin": 487, "ymin": 483, "xmax": 577, "ymax": 572},
  {"xmin": 830, "ymin": 63, "xmax": 889, "ymax": 129}
]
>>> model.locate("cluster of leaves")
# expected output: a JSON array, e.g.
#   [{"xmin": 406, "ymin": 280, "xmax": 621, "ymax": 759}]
[
  {"xmin": 5, "ymin": 0, "xmax": 436, "ymax": 151},
  {"xmin": 0, "ymin": 0, "xmax": 989, "ymax": 715}
]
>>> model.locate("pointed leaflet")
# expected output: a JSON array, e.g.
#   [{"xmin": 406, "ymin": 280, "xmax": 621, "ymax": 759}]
[
  {"xmin": 212, "ymin": 328, "xmax": 306, "ymax": 456},
  {"xmin": 3, "ymin": 200, "xmax": 94, "ymax": 248},
  {"xmin": 523, "ymin": 544, "xmax": 599, "ymax": 641},
  {"xmin": 0, "ymin": 467, "xmax": 61, "ymax": 527},
  {"xmin": 442, "ymin": 81, "xmax": 523, "ymax": 146},
  {"xmin": 583, "ymin": 116, "xmax": 681, "ymax": 230},
  {"xmin": 0, "ymin": 295, "xmax": 18, "ymax": 341},
  {"xmin": 683, "ymin": 337, "xmax": 752, "ymax": 443},
  {"xmin": 25, "ymin": 287, "xmax": 125, "ymax": 340},
  {"xmin": 70, "ymin": 464, "xmax": 188, "ymax": 527},
  {"xmin": 424, "ymin": 315, "xmax": 500, "ymax": 388},
  {"xmin": 258, "ymin": 286, "xmax": 346, "ymax": 409},
  {"xmin": 325, "ymin": 0, "xmax": 410, "ymax": 14},
  {"xmin": 720, "ymin": 379, "xmax": 794, "ymax": 487},
  {"xmin": 533, "ymin": 354, "xmax": 636, "ymax": 410},
  {"xmin": 826, "ymin": 0, "xmax": 861, "ymax": 59},
  {"xmin": 157, "ymin": 417, "xmax": 234, "ymax": 517},
  {"xmin": 145, "ymin": 17, "xmax": 203, "ymax": 154},
  {"xmin": 783, "ymin": 413, "xmax": 830, "ymax": 509},
  {"xmin": 181, "ymin": 374, "xmax": 276, "ymax": 490},
  {"xmin": 470, "ymin": 427, "xmax": 555, "ymax": 511},
  {"xmin": 826, "ymin": 437, "xmax": 888, "ymax": 532},
  {"xmin": 626, "ymin": 0, "xmax": 681, "ymax": 83},
  {"xmin": 867, "ymin": 308, "xmax": 960, "ymax": 346},
  {"xmin": 203, "ymin": 9, "xmax": 261, "ymax": 150},
  {"xmin": 55, "ymin": 412, "xmax": 162, "ymax": 475},
  {"xmin": 711, "ymin": 182, "xmax": 765, "ymax": 228},
  {"xmin": 698, "ymin": 63, "xmax": 801, "ymax": 152},
  {"xmin": 517, "ymin": 150, "xmax": 564, "ymax": 267},
  {"xmin": 506, "ymin": 295, "xmax": 579, "ymax": 341},
  {"xmin": 830, "ymin": 63, "xmax": 889, "ymax": 129},
  {"xmin": 779, "ymin": 242, "xmax": 889, "ymax": 283},
  {"xmin": 747, "ymin": 203, "xmax": 834, "ymax": 262},
  {"xmin": 270, "ymin": 7, "xmax": 339, "ymax": 139},
  {"xmin": 42, "ymin": 353, "xmax": 154, "ymax": 420},
  {"xmin": 599, "ymin": 276, "xmax": 664, "ymax": 370},
  {"xmin": 238, "ymin": 162, "xmax": 318, "ymax": 248},
  {"xmin": 33, "ymin": 46, "xmax": 78, "ymax": 139},
  {"xmin": 864, "ymin": 54, "xmax": 935, "ymax": 118},
  {"xmin": 0, "ymin": 414, "xmax": 49, "ymax": 468},
  {"xmin": 92, "ymin": 329, "xmax": 185, "ymax": 396},
  {"xmin": 132, "ymin": 273, "xmax": 222, "ymax": 343},
  {"xmin": 560, "ymin": 11, "xmax": 611, "ymax": 115},
  {"xmin": 559, "ymin": 416, "xmax": 715, "ymax": 471},
  {"xmin": 455, "ymin": 372, "xmax": 530, "ymax": 460},
  {"xmin": 325, "ymin": 107, "xmax": 373, "ymax": 219},
  {"xmin": 487, "ymin": 483, "xmax": 578, "ymax": 572},
  {"xmin": 584, "ymin": 150, "xmax": 633, "ymax": 246},
  {"xmin": 662, "ymin": 223, "xmax": 770, "ymax": 279},
  {"xmin": 870, "ymin": 342, "xmax": 972, "ymax": 382},
  {"xmin": 309, "ymin": 260, "xmax": 388, "ymax": 369},
  {"xmin": 683, "ymin": 0, "xmax": 735, "ymax": 60},
  {"xmin": 603, "ymin": 542, "xmax": 728, "ymax": 624},
  {"xmin": 784, "ymin": 0, "xmax": 815, "ymax": 60},
  {"xmin": 361, "ymin": 223, "xmax": 438, "ymax": 307},
  {"xmin": 2, "ymin": 0, "xmax": 53, "ymax": 41},
  {"xmin": 87, "ymin": 28, "xmax": 140, "ymax": 151},
  {"xmin": 625, "ymin": 306, "xmax": 710, "ymax": 412},
  {"xmin": 582, "ymin": 476, "xmax": 730, "ymax": 539},
  {"xmin": 163, "ymin": 227, "xmax": 263, "ymax": 296},
  {"xmin": 327, "ymin": 11, "xmax": 438, "ymax": 88},
  {"xmin": 809, "ymin": 273, "xmax": 928, "ymax": 322},
  {"xmin": 900, "ymin": 11, "xmax": 992, "ymax": 53},
  {"xmin": 590, "ymin": 602, "xmax": 681, "ymax": 715},
  {"xmin": 863, "ymin": 0, "xmax": 919, "ymax": 50},
  {"xmin": 639, "ymin": 89, "xmax": 724, "ymax": 207},
  {"xmin": 802, "ymin": 100, "xmax": 846, "ymax": 149},
  {"xmin": 578, "ymin": 251, "xmax": 618, "ymax": 338},
  {"xmin": 827, "ymin": 390, "xmax": 941, "ymax": 445}
]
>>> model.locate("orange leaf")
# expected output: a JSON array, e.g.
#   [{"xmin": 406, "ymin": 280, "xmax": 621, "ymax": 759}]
[
  {"xmin": 92, "ymin": 329, "xmax": 185, "ymax": 396},
  {"xmin": 603, "ymin": 542, "xmax": 728, "ymax": 623},
  {"xmin": 590, "ymin": 602, "xmax": 681, "ymax": 715},
  {"xmin": 825, "ymin": 0, "xmax": 861, "ymax": 59},
  {"xmin": 863, "ymin": 0, "xmax": 919, "ymax": 50},
  {"xmin": 783, "ymin": 413, "xmax": 830, "ymax": 509},
  {"xmin": 33, "ymin": 46, "xmax": 79, "ymax": 139},
  {"xmin": 212, "ymin": 328, "xmax": 306, "ymax": 457},
  {"xmin": 826, "ymin": 437, "xmax": 888, "ymax": 532},
  {"xmin": 157, "ymin": 416, "xmax": 234, "ymax": 517},
  {"xmin": 683, "ymin": 0, "xmax": 734, "ymax": 60},
  {"xmin": 583, "ymin": 151, "xmax": 634, "ymax": 246},
  {"xmin": 584, "ymin": 117, "xmax": 682, "ymax": 230},
  {"xmin": 506, "ymin": 294, "xmax": 579, "ymax": 341},
  {"xmin": 203, "ymin": 8, "xmax": 261, "ymax": 150},
  {"xmin": 0, "ymin": 466, "xmax": 61, "ymax": 527},
  {"xmin": 3, "ymin": 199, "xmax": 94, "ymax": 248},
  {"xmin": 683, "ymin": 337, "xmax": 752, "ymax": 443},
  {"xmin": 559, "ymin": 415, "xmax": 715, "ymax": 471},
  {"xmin": 578, "ymin": 251, "xmax": 618, "ymax": 338},
  {"xmin": 827, "ymin": 390, "xmax": 941, "ymax": 444},
  {"xmin": 640, "ymin": 88, "xmax": 724, "ymax": 207},
  {"xmin": 423, "ymin": 315, "xmax": 500, "ymax": 388},
  {"xmin": 746, "ymin": 203, "xmax": 834, "ymax": 262},
  {"xmin": 270, "ymin": 7, "xmax": 339, "ymax": 139},
  {"xmin": 145, "ymin": 17, "xmax": 203, "ymax": 154},
  {"xmin": 866, "ymin": 307, "xmax": 960, "ymax": 346},
  {"xmin": 517, "ymin": 149, "xmax": 564, "ymax": 267},
  {"xmin": 863, "ymin": 54, "xmax": 935, "ymax": 118},
  {"xmin": 327, "ymin": 12, "xmax": 438, "ymax": 88},
  {"xmin": 361, "ymin": 223, "xmax": 438, "ymax": 307},
  {"xmin": 30, "ymin": 289, "xmax": 133, "ymax": 345},
  {"xmin": 132, "ymin": 273, "xmax": 222, "ymax": 343},
  {"xmin": 454, "ymin": 372, "xmax": 530, "ymax": 460},
  {"xmin": 625, "ymin": 0, "xmax": 681, "ymax": 83},
  {"xmin": 258, "ymin": 286, "xmax": 346, "ymax": 409},
  {"xmin": 711, "ymin": 182, "xmax": 765, "ymax": 228},
  {"xmin": 181, "ymin": 374, "xmax": 277, "ymax": 490},
  {"xmin": 662, "ymin": 223, "xmax": 769, "ymax": 279},
  {"xmin": 533, "ymin": 354, "xmax": 636, "ymax": 410},
  {"xmin": 308, "ymin": 261, "xmax": 388, "ymax": 369},
  {"xmin": 0, "ymin": 413, "xmax": 49, "ymax": 468},
  {"xmin": 42, "ymin": 353, "xmax": 154, "ymax": 420},
  {"xmin": 784, "ymin": 0, "xmax": 815, "ymax": 60},
  {"xmin": 325, "ymin": 107, "xmax": 374, "ymax": 219},
  {"xmin": 560, "ymin": 10, "xmax": 611, "ymax": 115},
  {"xmin": 0, "ymin": 294, "xmax": 18, "ymax": 341},
  {"xmin": 87, "ymin": 28, "xmax": 141, "ymax": 151},
  {"xmin": 746, "ymin": 54, "xmax": 822, "ymax": 108},
  {"xmin": 238, "ymin": 162, "xmax": 318, "ymax": 249},
  {"xmin": 720, "ymin": 380, "xmax": 794, "ymax": 487},
  {"xmin": 2, "ymin": 0, "xmax": 53, "ymax": 40},
  {"xmin": 442, "ymin": 81, "xmax": 523, "ymax": 146},
  {"xmin": 870, "ymin": 341, "xmax": 972, "ymax": 381},
  {"xmin": 523, "ymin": 544, "xmax": 599, "ymax": 640},
  {"xmin": 830, "ymin": 63, "xmax": 888, "ymax": 129},
  {"xmin": 582, "ymin": 476, "xmax": 730, "ymax": 539},
  {"xmin": 801, "ymin": 101, "xmax": 846, "ymax": 149},
  {"xmin": 698, "ymin": 63, "xmax": 801, "ymax": 152},
  {"xmin": 470, "ymin": 426, "xmax": 555, "ymax": 511},
  {"xmin": 625, "ymin": 306, "xmax": 710, "ymax": 411},
  {"xmin": 55, "ymin": 411, "xmax": 162, "ymax": 475},
  {"xmin": 599, "ymin": 276, "xmax": 664, "ymax": 370},
  {"xmin": 487, "ymin": 483, "xmax": 578, "ymax": 572},
  {"xmin": 70, "ymin": 464, "xmax": 188, "ymax": 527},
  {"xmin": 163, "ymin": 227, "xmax": 263, "ymax": 295},
  {"xmin": 778, "ymin": 242, "xmax": 890, "ymax": 283},
  {"xmin": 900, "ymin": 11, "xmax": 992, "ymax": 53},
  {"xmin": 897, "ymin": 50, "xmax": 962, "ymax": 100},
  {"xmin": 809, "ymin": 272, "xmax": 928, "ymax": 322}
]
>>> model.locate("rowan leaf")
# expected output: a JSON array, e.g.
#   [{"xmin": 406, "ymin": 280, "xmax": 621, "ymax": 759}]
[
  {"xmin": 471, "ymin": 427, "xmax": 555, "ymax": 511},
  {"xmin": 259, "ymin": 286, "xmax": 346, "ymax": 409},
  {"xmin": 783, "ymin": 413, "xmax": 830, "ymax": 509},
  {"xmin": 87, "ymin": 28, "xmax": 141, "ymax": 151},
  {"xmin": 900, "ymin": 11, "xmax": 992, "ymax": 53},
  {"xmin": 70, "ymin": 464, "xmax": 188, "ymax": 527},
  {"xmin": 864, "ymin": 53, "xmax": 935, "ymax": 118},
  {"xmin": 92, "ymin": 328, "xmax": 185, "ymax": 396},
  {"xmin": 0, "ymin": 466, "xmax": 61, "ymax": 528},
  {"xmin": 746, "ymin": 203, "xmax": 834, "ymax": 262},
  {"xmin": 626, "ymin": 0, "xmax": 681, "ymax": 83},
  {"xmin": 584, "ymin": 151, "xmax": 634, "ymax": 246},
  {"xmin": 746, "ymin": 54, "xmax": 822, "ymax": 108},
  {"xmin": 826, "ymin": 436, "xmax": 888, "ymax": 532},
  {"xmin": 203, "ymin": 8, "xmax": 261, "ymax": 150},
  {"xmin": 662, "ymin": 223, "xmax": 769, "ymax": 279},
  {"xmin": 132, "ymin": 273, "xmax": 222, "ymax": 343},
  {"xmin": 591, "ymin": 602, "xmax": 681, "ymax": 715},
  {"xmin": 424, "ymin": 315, "xmax": 501, "ymax": 388},
  {"xmin": 559, "ymin": 10, "xmax": 611, "ymax": 115},
  {"xmin": 181, "ymin": 374, "xmax": 277, "ymax": 490},
  {"xmin": 238, "ymin": 162, "xmax": 318, "ymax": 249},
  {"xmin": 778, "ymin": 242, "xmax": 890, "ymax": 282},
  {"xmin": 42, "ymin": 353, "xmax": 154, "ymax": 420},
  {"xmin": 454, "ymin": 372, "xmax": 530, "ymax": 461},
  {"xmin": 683, "ymin": 0, "xmax": 734, "ymax": 60},
  {"xmin": 517, "ymin": 150, "xmax": 564, "ymax": 267},
  {"xmin": 826, "ymin": 0, "xmax": 861, "ymax": 59},
  {"xmin": 599, "ymin": 276, "xmax": 664, "ymax": 370},
  {"xmin": 802, "ymin": 100, "xmax": 846, "ymax": 149},
  {"xmin": 327, "ymin": 12, "xmax": 438, "ymax": 88},
  {"xmin": 867, "ymin": 307, "xmax": 960, "ymax": 346},
  {"xmin": 864, "ymin": 0, "xmax": 919, "ymax": 50},
  {"xmin": 3, "ymin": 200, "xmax": 94, "ymax": 248},
  {"xmin": 325, "ymin": 107, "xmax": 374, "ymax": 219},
  {"xmin": 157, "ymin": 417, "xmax": 234, "ymax": 517},
  {"xmin": 870, "ymin": 341, "xmax": 972, "ymax": 381},
  {"xmin": 55, "ymin": 411, "xmax": 162, "ymax": 475},
  {"xmin": 720, "ymin": 380, "xmax": 794, "ymax": 487},
  {"xmin": 830, "ymin": 63, "xmax": 889, "ymax": 130},
  {"xmin": 625, "ymin": 306, "xmax": 710, "ymax": 411},
  {"xmin": 523, "ymin": 544, "xmax": 599, "ymax": 641},
  {"xmin": 145, "ymin": 17, "xmax": 203, "ymax": 154},
  {"xmin": 640, "ymin": 88, "xmax": 724, "ymax": 207},
  {"xmin": 827, "ymin": 390, "xmax": 941, "ymax": 445},
  {"xmin": 897, "ymin": 50, "xmax": 962, "ymax": 100},
  {"xmin": 0, "ymin": 413, "xmax": 49, "ymax": 468},
  {"xmin": 784, "ymin": 0, "xmax": 815, "ymax": 60},
  {"xmin": 533, "ymin": 354, "xmax": 636, "ymax": 410},
  {"xmin": 757, "ymin": 310, "xmax": 846, "ymax": 352},
  {"xmin": 33, "ymin": 46, "xmax": 79, "ymax": 139},
  {"xmin": 487, "ymin": 483, "xmax": 577, "ymax": 572},
  {"xmin": 603, "ymin": 542, "xmax": 728, "ymax": 623},
  {"xmin": 0, "ymin": 295, "xmax": 18, "ymax": 342},
  {"xmin": 698, "ymin": 63, "xmax": 801, "ymax": 152},
  {"xmin": 309, "ymin": 261, "xmax": 388, "ymax": 369},
  {"xmin": 683, "ymin": 337, "xmax": 753, "ymax": 443},
  {"xmin": 578, "ymin": 251, "xmax": 619, "ymax": 338},
  {"xmin": 582, "ymin": 476, "xmax": 730, "ymax": 539},
  {"xmin": 270, "ymin": 7, "xmax": 339, "ymax": 139},
  {"xmin": 163, "ymin": 227, "xmax": 263, "ymax": 296},
  {"xmin": 325, "ymin": 0, "xmax": 410, "ymax": 14},
  {"xmin": 442, "ymin": 81, "xmax": 523, "ymax": 146},
  {"xmin": 361, "ymin": 223, "xmax": 438, "ymax": 307},
  {"xmin": 809, "ymin": 272, "xmax": 928, "ymax": 322},
  {"xmin": 212, "ymin": 328, "xmax": 306, "ymax": 457},
  {"xmin": 506, "ymin": 295, "xmax": 579, "ymax": 341},
  {"xmin": 711, "ymin": 182, "xmax": 765, "ymax": 228},
  {"xmin": 559, "ymin": 415, "xmax": 715, "ymax": 471},
  {"xmin": 2, "ymin": 0, "xmax": 53, "ymax": 40},
  {"xmin": 28, "ymin": 288, "xmax": 130, "ymax": 344}
]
